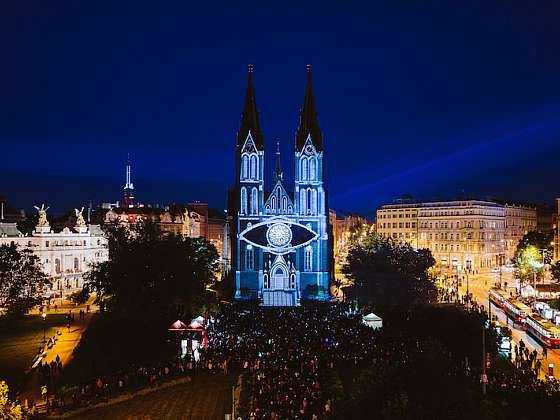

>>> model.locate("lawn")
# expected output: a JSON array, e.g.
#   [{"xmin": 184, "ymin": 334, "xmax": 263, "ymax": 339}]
[
  {"xmin": 0, "ymin": 312, "xmax": 68, "ymax": 387},
  {"xmin": 66, "ymin": 373, "xmax": 234, "ymax": 420}
]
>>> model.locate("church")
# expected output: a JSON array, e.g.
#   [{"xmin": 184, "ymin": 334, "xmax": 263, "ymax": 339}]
[{"xmin": 225, "ymin": 65, "xmax": 332, "ymax": 306}]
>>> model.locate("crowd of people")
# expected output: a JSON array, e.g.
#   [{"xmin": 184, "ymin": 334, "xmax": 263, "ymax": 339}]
[{"xmin": 202, "ymin": 303, "xmax": 378, "ymax": 419}]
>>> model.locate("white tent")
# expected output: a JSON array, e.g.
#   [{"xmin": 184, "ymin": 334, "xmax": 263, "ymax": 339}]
[{"xmin": 362, "ymin": 313, "xmax": 383, "ymax": 330}]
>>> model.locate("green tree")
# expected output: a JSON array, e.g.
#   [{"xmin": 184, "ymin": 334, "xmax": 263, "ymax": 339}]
[
  {"xmin": 342, "ymin": 234, "xmax": 437, "ymax": 308},
  {"xmin": 513, "ymin": 231, "xmax": 554, "ymax": 284},
  {"xmin": 0, "ymin": 244, "xmax": 48, "ymax": 318},
  {"xmin": 0, "ymin": 381, "xmax": 22, "ymax": 420},
  {"xmin": 84, "ymin": 221, "xmax": 219, "ymax": 323}
]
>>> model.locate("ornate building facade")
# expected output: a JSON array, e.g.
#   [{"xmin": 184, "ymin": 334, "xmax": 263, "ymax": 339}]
[
  {"xmin": 0, "ymin": 206, "xmax": 108, "ymax": 297},
  {"xmin": 226, "ymin": 66, "xmax": 331, "ymax": 306},
  {"xmin": 376, "ymin": 199, "xmax": 538, "ymax": 270}
]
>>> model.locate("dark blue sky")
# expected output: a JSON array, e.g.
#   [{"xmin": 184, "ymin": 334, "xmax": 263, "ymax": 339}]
[{"xmin": 1, "ymin": 1, "xmax": 560, "ymax": 216}]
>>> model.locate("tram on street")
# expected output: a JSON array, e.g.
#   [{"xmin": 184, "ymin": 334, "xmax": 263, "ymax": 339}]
[
  {"xmin": 525, "ymin": 313, "xmax": 560, "ymax": 348},
  {"xmin": 503, "ymin": 298, "xmax": 530, "ymax": 325},
  {"xmin": 489, "ymin": 288, "xmax": 508, "ymax": 309}
]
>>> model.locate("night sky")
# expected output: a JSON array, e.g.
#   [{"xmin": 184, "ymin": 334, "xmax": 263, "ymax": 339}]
[{"xmin": 2, "ymin": 1, "xmax": 560, "ymax": 216}]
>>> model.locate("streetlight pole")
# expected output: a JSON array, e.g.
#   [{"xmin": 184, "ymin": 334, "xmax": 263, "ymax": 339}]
[
  {"xmin": 41, "ymin": 312, "xmax": 47, "ymax": 343},
  {"xmin": 482, "ymin": 325, "xmax": 487, "ymax": 396}
]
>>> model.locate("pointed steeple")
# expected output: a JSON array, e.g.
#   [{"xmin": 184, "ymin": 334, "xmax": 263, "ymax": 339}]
[
  {"xmin": 295, "ymin": 64, "xmax": 323, "ymax": 151},
  {"xmin": 237, "ymin": 64, "xmax": 264, "ymax": 149},
  {"xmin": 274, "ymin": 141, "xmax": 283, "ymax": 181}
]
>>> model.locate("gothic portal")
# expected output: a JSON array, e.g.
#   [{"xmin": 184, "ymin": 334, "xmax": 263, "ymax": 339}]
[{"xmin": 225, "ymin": 65, "xmax": 331, "ymax": 306}]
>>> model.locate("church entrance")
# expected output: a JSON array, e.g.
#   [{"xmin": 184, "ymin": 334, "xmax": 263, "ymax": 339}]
[{"xmin": 262, "ymin": 260, "xmax": 297, "ymax": 306}]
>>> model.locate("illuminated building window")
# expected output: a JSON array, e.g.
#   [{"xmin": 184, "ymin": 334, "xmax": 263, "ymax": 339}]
[
  {"xmin": 301, "ymin": 158, "xmax": 308, "ymax": 181},
  {"xmin": 241, "ymin": 155, "xmax": 249, "ymax": 179},
  {"xmin": 240, "ymin": 187, "xmax": 247, "ymax": 214},
  {"xmin": 245, "ymin": 246, "xmax": 254, "ymax": 271},
  {"xmin": 304, "ymin": 246, "xmax": 312, "ymax": 271},
  {"xmin": 250, "ymin": 155, "xmax": 258, "ymax": 180},
  {"xmin": 309, "ymin": 157, "xmax": 316, "ymax": 180},
  {"xmin": 310, "ymin": 189, "xmax": 317, "ymax": 215},
  {"xmin": 251, "ymin": 187, "xmax": 258, "ymax": 215}
]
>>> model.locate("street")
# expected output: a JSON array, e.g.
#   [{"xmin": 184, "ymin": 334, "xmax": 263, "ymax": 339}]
[{"xmin": 457, "ymin": 270, "xmax": 560, "ymax": 379}]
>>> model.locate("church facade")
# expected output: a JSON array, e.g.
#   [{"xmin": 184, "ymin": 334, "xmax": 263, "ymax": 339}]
[{"xmin": 226, "ymin": 66, "xmax": 331, "ymax": 306}]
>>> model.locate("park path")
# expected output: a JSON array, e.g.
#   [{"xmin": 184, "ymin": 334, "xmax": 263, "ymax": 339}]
[{"xmin": 17, "ymin": 310, "xmax": 93, "ymax": 405}]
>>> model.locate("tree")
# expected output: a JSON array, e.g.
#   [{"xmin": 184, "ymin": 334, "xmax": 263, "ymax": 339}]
[
  {"xmin": 342, "ymin": 234, "xmax": 437, "ymax": 308},
  {"xmin": 0, "ymin": 244, "xmax": 48, "ymax": 318},
  {"xmin": 0, "ymin": 381, "xmax": 22, "ymax": 420},
  {"xmin": 84, "ymin": 221, "xmax": 219, "ymax": 323},
  {"xmin": 513, "ymin": 231, "xmax": 554, "ymax": 284}
]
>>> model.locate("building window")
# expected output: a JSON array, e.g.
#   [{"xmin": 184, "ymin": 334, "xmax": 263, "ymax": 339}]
[
  {"xmin": 245, "ymin": 246, "xmax": 254, "ymax": 271},
  {"xmin": 55, "ymin": 258, "xmax": 61, "ymax": 274},
  {"xmin": 301, "ymin": 158, "xmax": 308, "ymax": 181},
  {"xmin": 310, "ymin": 189, "xmax": 317, "ymax": 215},
  {"xmin": 45, "ymin": 241, "xmax": 49, "ymax": 247},
  {"xmin": 241, "ymin": 155, "xmax": 249, "ymax": 179},
  {"xmin": 251, "ymin": 187, "xmax": 258, "ymax": 215},
  {"xmin": 304, "ymin": 246, "xmax": 312, "ymax": 271},
  {"xmin": 250, "ymin": 155, "xmax": 258, "ymax": 180},
  {"xmin": 240, "ymin": 187, "xmax": 248, "ymax": 214},
  {"xmin": 74, "ymin": 257, "xmax": 79, "ymax": 270},
  {"xmin": 282, "ymin": 196, "xmax": 287, "ymax": 212},
  {"xmin": 309, "ymin": 157, "xmax": 316, "ymax": 181},
  {"xmin": 300, "ymin": 191, "xmax": 307, "ymax": 215}
]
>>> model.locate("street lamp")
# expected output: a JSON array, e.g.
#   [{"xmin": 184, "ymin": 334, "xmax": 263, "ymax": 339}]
[{"xmin": 41, "ymin": 312, "xmax": 47, "ymax": 343}]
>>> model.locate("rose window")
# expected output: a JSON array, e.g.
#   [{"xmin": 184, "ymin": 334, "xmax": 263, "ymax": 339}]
[{"xmin": 266, "ymin": 223, "xmax": 292, "ymax": 247}]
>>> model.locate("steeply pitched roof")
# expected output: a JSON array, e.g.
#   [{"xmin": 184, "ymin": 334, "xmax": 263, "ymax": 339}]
[
  {"xmin": 237, "ymin": 64, "xmax": 264, "ymax": 149},
  {"xmin": 295, "ymin": 65, "xmax": 323, "ymax": 151}
]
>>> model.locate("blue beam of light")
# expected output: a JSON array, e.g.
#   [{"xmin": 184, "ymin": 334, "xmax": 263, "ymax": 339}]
[{"xmin": 331, "ymin": 116, "xmax": 560, "ymax": 207}]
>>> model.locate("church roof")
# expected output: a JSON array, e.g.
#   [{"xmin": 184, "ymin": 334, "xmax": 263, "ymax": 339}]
[
  {"xmin": 295, "ymin": 65, "xmax": 323, "ymax": 151},
  {"xmin": 237, "ymin": 65, "xmax": 264, "ymax": 149}
]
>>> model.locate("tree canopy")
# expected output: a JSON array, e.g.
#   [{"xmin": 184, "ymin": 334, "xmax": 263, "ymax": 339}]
[
  {"xmin": 342, "ymin": 234, "xmax": 437, "ymax": 309},
  {"xmin": 84, "ymin": 222, "xmax": 219, "ymax": 324},
  {"xmin": 0, "ymin": 243, "xmax": 47, "ymax": 318},
  {"xmin": 513, "ymin": 231, "xmax": 555, "ymax": 283}
]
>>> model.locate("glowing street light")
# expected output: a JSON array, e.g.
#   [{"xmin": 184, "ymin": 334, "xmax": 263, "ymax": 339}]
[{"xmin": 41, "ymin": 312, "xmax": 47, "ymax": 343}]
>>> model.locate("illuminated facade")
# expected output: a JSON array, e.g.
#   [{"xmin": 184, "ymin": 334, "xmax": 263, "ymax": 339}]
[
  {"xmin": 226, "ymin": 66, "xmax": 331, "ymax": 306},
  {"xmin": 377, "ymin": 200, "xmax": 508, "ymax": 270},
  {"xmin": 503, "ymin": 203, "xmax": 537, "ymax": 261},
  {"xmin": 0, "ymin": 206, "xmax": 108, "ymax": 296}
]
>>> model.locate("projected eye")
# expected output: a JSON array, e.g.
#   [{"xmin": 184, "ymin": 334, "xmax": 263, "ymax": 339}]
[{"xmin": 239, "ymin": 220, "xmax": 317, "ymax": 253}]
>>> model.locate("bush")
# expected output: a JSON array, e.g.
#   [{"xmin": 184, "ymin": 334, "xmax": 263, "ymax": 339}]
[{"xmin": 69, "ymin": 288, "xmax": 90, "ymax": 305}]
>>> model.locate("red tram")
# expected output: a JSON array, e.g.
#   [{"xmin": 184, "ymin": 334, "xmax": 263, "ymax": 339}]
[
  {"xmin": 503, "ymin": 298, "xmax": 530, "ymax": 325},
  {"xmin": 526, "ymin": 313, "xmax": 560, "ymax": 348},
  {"xmin": 488, "ymin": 288, "xmax": 507, "ymax": 309}
]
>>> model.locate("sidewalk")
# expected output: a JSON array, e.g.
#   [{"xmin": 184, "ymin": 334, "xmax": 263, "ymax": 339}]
[{"xmin": 17, "ymin": 312, "xmax": 94, "ymax": 405}]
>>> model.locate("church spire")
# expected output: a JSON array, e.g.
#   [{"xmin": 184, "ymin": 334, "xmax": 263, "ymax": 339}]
[
  {"xmin": 275, "ymin": 141, "xmax": 283, "ymax": 181},
  {"xmin": 237, "ymin": 64, "xmax": 264, "ymax": 149},
  {"xmin": 295, "ymin": 64, "xmax": 323, "ymax": 151}
]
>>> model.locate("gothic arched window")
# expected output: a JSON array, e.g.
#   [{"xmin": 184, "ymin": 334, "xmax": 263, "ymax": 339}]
[
  {"xmin": 250, "ymin": 187, "xmax": 258, "ymax": 215},
  {"xmin": 240, "ymin": 187, "xmax": 247, "ymax": 214},
  {"xmin": 300, "ymin": 191, "xmax": 306, "ymax": 215},
  {"xmin": 309, "ymin": 157, "xmax": 316, "ymax": 181},
  {"xmin": 245, "ymin": 246, "xmax": 254, "ymax": 271},
  {"xmin": 307, "ymin": 188, "xmax": 312, "ymax": 215},
  {"xmin": 271, "ymin": 196, "xmax": 276, "ymax": 211},
  {"xmin": 241, "ymin": 155, "xmax": 249, "ymax": 179},
  {"xmin": 282, "ymin": 197, "xmax": 287, "ymax": 213},
  {"xmin": 301, "ymin": 157, "xmax": 308, "ymax": 181},
  {"xmin": 250, "ymin": 155, "xmax": 258, "ymax": 180},
  {"xmin": 304, "ymin": 246, "xmax": 313, "ymax": 271},
  {"xmin": 310, "ymin": 189, "xmax": 317, "ymax": 215}
]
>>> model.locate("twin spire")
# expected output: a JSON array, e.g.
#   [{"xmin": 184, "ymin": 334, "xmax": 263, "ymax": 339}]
[
  {"xmin": 237, "ymin": 64, "xmax": 322, "ymax": 152},
  {"xmin": 237, "ymin": 64, "xmax": 264, "ymax": 149}
]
